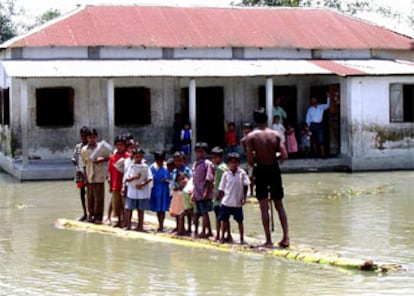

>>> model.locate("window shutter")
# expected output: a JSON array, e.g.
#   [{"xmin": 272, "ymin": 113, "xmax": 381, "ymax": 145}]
[{"xmin": 390, "ymin": 84, "xmax": 403, "ymax": 122}]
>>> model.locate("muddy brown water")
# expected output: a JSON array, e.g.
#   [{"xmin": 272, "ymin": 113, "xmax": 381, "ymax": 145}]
[{"xmin": 0, "ymin": 171, "xmax": 413, "ymax": 295}]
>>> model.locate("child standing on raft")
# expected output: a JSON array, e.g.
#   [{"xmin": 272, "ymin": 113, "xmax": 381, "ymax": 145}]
[
  {"xmin": 191, "ymin": 142, "xmax": 215, "ymax": 238},
  {"xmin": 217, "ymin": 152, "xmax": 250, "ymax": 244},
  {"xmin": 124, "ymin": 148, "xmax": 152, "ymax": 231},
  {"xmin": 150, "ymin": 151, "xmax": 171, "ymax": 232}
]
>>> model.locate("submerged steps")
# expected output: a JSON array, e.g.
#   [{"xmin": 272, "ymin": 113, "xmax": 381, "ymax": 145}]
[{"xmin": 55, "ymin": 217, "xmax": 403, "ymax": 274}]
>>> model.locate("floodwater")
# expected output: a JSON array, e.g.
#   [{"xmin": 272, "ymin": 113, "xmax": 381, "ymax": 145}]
[{"xmin": 0, "ymin": 171, "xmax": 413, "ymax": 296}]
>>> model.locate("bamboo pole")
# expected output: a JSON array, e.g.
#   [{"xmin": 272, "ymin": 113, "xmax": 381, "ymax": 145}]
[{"xmin": 55, "ymin": 218, "xmax": 403, "ymax": 274}]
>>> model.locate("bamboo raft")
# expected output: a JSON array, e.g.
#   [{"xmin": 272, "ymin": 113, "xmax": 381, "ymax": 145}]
[{"xmin": 55, "ymin": 217, "xmax": 403, "ymax": 274}]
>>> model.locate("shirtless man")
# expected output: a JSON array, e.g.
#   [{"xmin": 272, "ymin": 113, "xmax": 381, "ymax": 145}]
[{"xmin": 245, "ymin": 108, "xmax": 290, "ymax": 248}]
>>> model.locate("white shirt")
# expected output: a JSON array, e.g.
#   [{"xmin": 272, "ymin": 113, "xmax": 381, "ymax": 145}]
[
  {"xmin": 305, "ymin": 97, "xmax": 330, "ymax": 126},
  {"xmin": 272, "ymin": 123, "xmax": 286, "ymax": 143},
  {"xmin": 218, "ymin": 168, "xmax": 250, "ymax": 207},
  {"xmin": 126, "ymin": 163, "xmax": 153, "ymax": 199}
]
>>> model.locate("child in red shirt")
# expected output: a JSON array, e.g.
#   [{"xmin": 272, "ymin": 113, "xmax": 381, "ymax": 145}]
[
  {"xmin": 225, "ymin": 122, "xmax": 237, "ymax": 153},
  {"xmin": 107, "ymin": 135, "xmax": 129, "ymax": 227}
]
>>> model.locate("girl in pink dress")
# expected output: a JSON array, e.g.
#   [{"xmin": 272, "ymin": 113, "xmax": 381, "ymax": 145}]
[{"xmin": 285, "ymin": 121, "xmax": 298, "ymax": 158}]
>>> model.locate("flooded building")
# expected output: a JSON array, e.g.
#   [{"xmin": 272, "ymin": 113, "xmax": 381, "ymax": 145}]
[{"xmin": 0, "ymin": 5, "xmax": 413, "ymax": 179}]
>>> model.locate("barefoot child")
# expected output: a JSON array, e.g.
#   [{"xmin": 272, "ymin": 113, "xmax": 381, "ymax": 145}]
[
  {"xmin": 150, "ymin": 151, "xmax": 171, "ymax": 232},
  {"xmin": 210, "ymin": 146, "xmax": 230, "ymax": 242},
  {"xmin": 81, "ymin": 128, "xmax": 108, "ymax": 224},
  {"xmin": 124, "ymin": 148, "xmax": 152, "ymax": 231},
  {"xmin": 191, "ymin": 142, "xmax": 215, "ymax": 238},
  {"xmin": 71, "ymin": 126, "xmax": 89, "ymax": 221},
  {"xmin": 171, "ymin": 151, "xmax": 193, "ymax": 233},
  {"xmin": 107, "ymin": 135, "xmax": 129, "ymax": 227},
  {"xmin": 217, "ymin": 152, "xmax": 250, "ymax": 244}
]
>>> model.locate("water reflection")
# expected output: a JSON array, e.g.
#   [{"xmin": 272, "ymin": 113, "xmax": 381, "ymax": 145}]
[{"xmin": 0, "ymin": 171, "xmax": 413, "ymax": 295}]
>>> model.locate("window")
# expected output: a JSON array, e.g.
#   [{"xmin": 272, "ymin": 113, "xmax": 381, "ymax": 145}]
[
  {"xmin": 114, "ymin": 87, "xmax": 151, "ymax": 125},
  {"xmin": 36, "ymin": 87, "xmax": 74, "ymax": 127},
  {"xmin": 390, "ymin": 84, "xmax": 414, "ymax": 122}
]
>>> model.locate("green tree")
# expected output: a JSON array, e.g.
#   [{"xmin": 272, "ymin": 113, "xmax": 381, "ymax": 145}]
[
  {"xmin": 33, "ymin": 9, "xmax": 61, "ymax": 27},
  {"xmin": 0, "ymin": 0, "xmax": 17, "ymax": 43}
]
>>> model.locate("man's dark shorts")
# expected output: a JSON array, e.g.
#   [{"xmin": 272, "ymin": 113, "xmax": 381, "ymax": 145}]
[
  {"xmin": 310, "ymin": 122, "xmax": 324, "ymax": 146},
  {"xmin": 218, "ymin": 205, "xmax": 243, "ymax": 223},
  {"xmin": 254, "ymin": 164, "xmax": 284, "ymax": 201}
]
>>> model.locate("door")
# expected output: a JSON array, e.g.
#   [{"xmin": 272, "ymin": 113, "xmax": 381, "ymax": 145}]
[
  {"xmin": 181, "ymin": 87, "xmax": 225, "ymax": 150},
  {"xmin": 310, "ymin": 84, "xmax": 340, "ymax": 156}
]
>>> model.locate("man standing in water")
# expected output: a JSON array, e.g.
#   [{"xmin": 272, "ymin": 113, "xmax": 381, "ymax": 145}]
[{"xmin": 245, "ymin": 108, "xmax": 290, "ymax": 248}]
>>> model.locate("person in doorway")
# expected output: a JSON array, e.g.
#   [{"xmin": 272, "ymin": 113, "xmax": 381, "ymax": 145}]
[
  {"xmin": 150, "ymin": 151, "xmax": 171, "ymax": 232},
  {"xmin": 81, "ymin": 128, "xmax": 108, "ymax": 224},
  {"xmin": 245, "ymin": 108, "xmax": 289, "ymax": 248},
  {"xmin": 180, "ymin": 122, "xmax": 192, "ymax": 155},
  {"xmin": 285, "ymin": 120, "xmax": 298, "ymax": 159},
  {"xmin": 191, "ymin": 142, "xmax": 215, "ymax": 239},
  {"xmin": 272, "ymin": 115, "xmax": 286, "ymax": 144},
  {"xmin": 272, "ymin": 97, "xmax": 287, "ymax": 125},
  {"xmin": 225, "ymin": 122, "xmax": 238, "ymax": 153},
  {"xmin": 299, "ymin": 123, "xmax": 312, "ymax": 158},
  {"xmin": 71, "ymin": 126, "xmax": 89, "ymax": 221},
  {"xmin": 305, "ymin": 93, "xmax": 330, "ymax": 158}
]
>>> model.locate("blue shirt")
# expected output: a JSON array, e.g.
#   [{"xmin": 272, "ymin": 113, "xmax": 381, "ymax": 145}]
[{"xmin": 305, "ymin": 98, "xmax": 330, "ymax": 126}]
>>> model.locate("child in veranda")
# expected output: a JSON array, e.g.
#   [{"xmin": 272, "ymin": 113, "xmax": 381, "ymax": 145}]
[
  {"xmin": 124, "ymin": 148, "xmax": 153, "ymax": 231},
  {"xmin": 191, "ymin": 142, "xmax": 215, "ymax": 238},
  {"xmin": 71, "ymin": 126, "xmax": 89, "ymax": 221},
  {"xmin": 285, "ymin": 121, "xmax": 298, "ymax": 159},
  {"xmin": 80, "ymin": 128, "xmax": 107, "ymax": 224},
  {"xmin": 217, "ymin": 152, "xmax": 250, "ymax": 244},
  {"xmin": 150, "ymin": 151, "xmax": 171, "ymax": 232},
  {"xmin": 180, "ymin": 122, "xmax": 192, "ymax": 155},
  {"xmin": 272, "ymin": 115, "xmax": 286, "ymax": 144},
  {"xmin": 225, "ymin": 122, "xmax": 238, "ymax": 153},
  {"xmin": 107, "ymin": 135, "xmax": 129, "ymax": 227},
  {"xmin": 210, "ymin": 146, "xmax": 231, "ymax": 242},
  {"xmin": 171, "ymin": 151, "xmax": 193, "ymax": 233}
]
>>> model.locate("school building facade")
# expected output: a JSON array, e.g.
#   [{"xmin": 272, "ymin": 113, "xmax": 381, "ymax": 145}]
[{"xmin": 0, "ymin": 5, "xmax": 413, "ymax": 179}]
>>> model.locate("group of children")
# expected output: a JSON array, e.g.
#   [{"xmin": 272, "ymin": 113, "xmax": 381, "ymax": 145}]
[
  {"xmin": 72, "ymin": 127, "xmax": 252, "ymax": 244},
  {"xmin": 272, "ymin": 115, "xmax": 312, "ymax": 158}
]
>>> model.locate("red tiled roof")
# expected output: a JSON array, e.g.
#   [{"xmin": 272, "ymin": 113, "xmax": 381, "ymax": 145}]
[{"xmin": 7, "ymin": 5, "xmax": 414, "ymax": 50}]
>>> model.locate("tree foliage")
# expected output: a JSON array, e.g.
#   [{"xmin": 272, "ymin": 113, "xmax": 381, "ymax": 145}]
[
  {"xmin": 0, "ymin": 0, "xmax": 17, "ymax": 43},
  {"xmin": 27, "ymin": 9, "xmax": 61, "ymax": 30}
]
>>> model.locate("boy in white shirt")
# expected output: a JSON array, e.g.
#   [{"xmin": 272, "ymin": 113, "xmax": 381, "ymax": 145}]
[
  {"xmin": 216, "ymin": 152, "xmax": 250, "ymax": 244},
  {"xmin": 124, "ymin": 148, "xmax": 153, "ymax": 231}
]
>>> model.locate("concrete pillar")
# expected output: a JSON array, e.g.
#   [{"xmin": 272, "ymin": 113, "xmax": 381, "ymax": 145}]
[
  {"xmin": 20, "ymin": 78, "xmax": 29, "ymax": 168},
  {"xmin": 266, "ymin": 77, "xmax": 273, "ymax": 127},
  {"xmin": 107, "ymin": 78, "xmax": 114, "ymax": 143},
  {"xmin": 189, "ymin": 79, "xmax": 196, "ymax": 162}
]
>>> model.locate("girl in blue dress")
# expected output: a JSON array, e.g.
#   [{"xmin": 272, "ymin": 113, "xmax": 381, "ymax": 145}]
[{"xmin": 150, "ymin": 151, "xmax": 171, "ymax": 232}]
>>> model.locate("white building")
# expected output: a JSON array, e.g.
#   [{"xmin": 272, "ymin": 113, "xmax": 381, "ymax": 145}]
[{"xmin": 0, "ymin": 5, "xmax": 413, "ymax": 179}]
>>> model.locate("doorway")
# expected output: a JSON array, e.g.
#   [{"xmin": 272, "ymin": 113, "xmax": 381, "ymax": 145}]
[
  {"xmin": 181, "ymin": 87, "xmax": 225, "ymax": 149},
  {"xmin": 310, "ymin": 84, "xmax": 340, "ymax": 156}
]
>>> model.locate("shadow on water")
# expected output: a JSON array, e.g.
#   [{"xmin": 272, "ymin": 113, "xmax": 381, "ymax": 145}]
[{"xmin": 0, "ymin": 171, "xmax": 413, "ymax": 295}]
